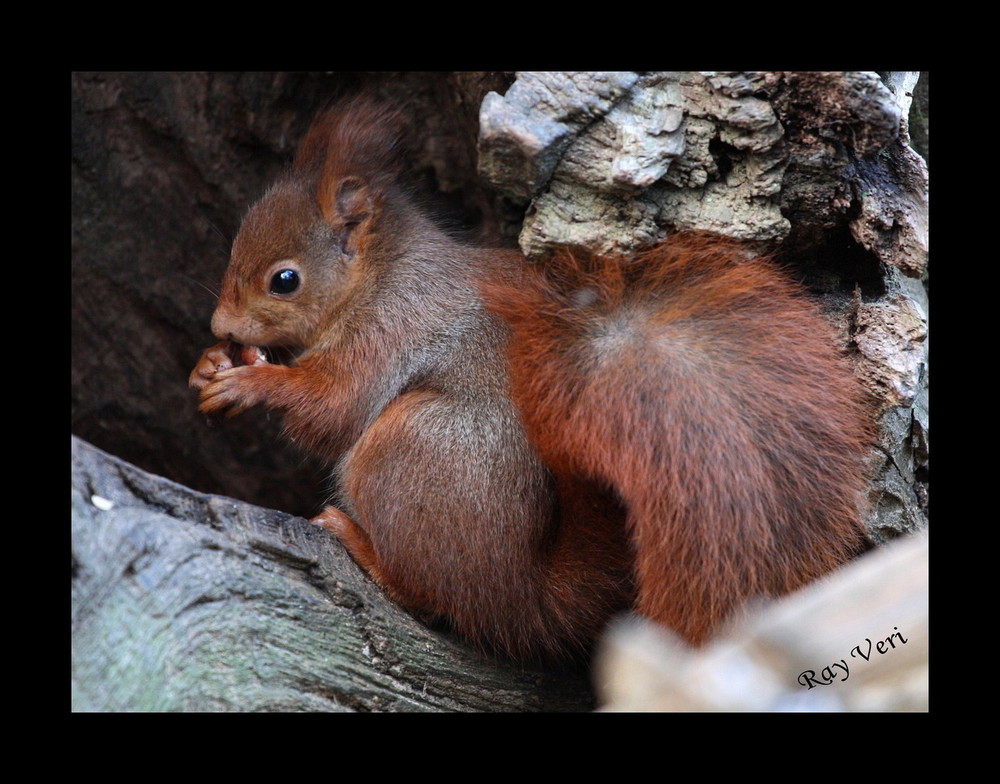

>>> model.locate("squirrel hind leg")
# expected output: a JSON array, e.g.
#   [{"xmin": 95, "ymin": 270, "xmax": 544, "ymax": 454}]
[
  {"xmin": 336, "ymin": 388, "xmax": 636, "ymax": 661},
  {"xmin": 312, "ymin": 504, "xmax": 442, "ymax": 621},
  {"xmin": 335, "ymin": 388, "xmax": 566, "ymax": 658},
  {"xmin": 311, "ymin": 506, "xmax": 382, "ymax": 579}
]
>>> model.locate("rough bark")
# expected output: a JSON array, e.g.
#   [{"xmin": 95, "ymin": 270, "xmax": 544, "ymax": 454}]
[
  {"xmin": 72, "ymin": 436, "xmax": 592, "ymax": 712},
  {"xmin": 478, "ymin": 71, "xmax": 929, "ymax": 541}
]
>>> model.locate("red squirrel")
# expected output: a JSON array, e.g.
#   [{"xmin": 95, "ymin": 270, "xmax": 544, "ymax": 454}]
[{"xmin": 189, "ymin": 96, "xmax": 870, "ymax": 660}]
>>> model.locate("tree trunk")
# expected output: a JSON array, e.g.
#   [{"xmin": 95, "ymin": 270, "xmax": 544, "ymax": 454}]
[{"xmin": 72, "ymin": 436, "xmax": 594, "ymax": 711}]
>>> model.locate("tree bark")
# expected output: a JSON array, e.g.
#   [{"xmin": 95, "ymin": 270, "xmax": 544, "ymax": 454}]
[{"xmin": 72, "ymin": 436, "xmax": 593, "ymax": 711}]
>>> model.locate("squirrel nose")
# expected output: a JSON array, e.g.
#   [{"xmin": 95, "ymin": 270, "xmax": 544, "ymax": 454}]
[{"xmin": 211, "ymin": 308, "xmax": 237, "ymax": 342}]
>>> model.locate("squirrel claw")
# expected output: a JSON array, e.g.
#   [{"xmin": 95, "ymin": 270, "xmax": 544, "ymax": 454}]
[
  {"xmin": 310, "ymin": 506, "xmax": 352, "ymax": 537},
  {"xmin": 189, "ymin": 341, "xmax": 237, "ymax": 391}
]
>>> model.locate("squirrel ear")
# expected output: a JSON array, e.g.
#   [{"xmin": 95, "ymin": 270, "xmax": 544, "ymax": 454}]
[
  {"xmin": 334, "ymin": 177, "xmax": 372, "ymax": 223},
  {"xmin": 322, "ymin": 176, "xmax": 377, "ymax": 256}
]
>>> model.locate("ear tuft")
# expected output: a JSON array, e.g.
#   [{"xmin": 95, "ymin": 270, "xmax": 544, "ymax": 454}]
[
  {"xmin": 300, "ymin": 94, "xmax": 406, "ymax": 239},
  {"xmin": 294, "ymin": 95, "xmax": 406, "ymax": 179}
]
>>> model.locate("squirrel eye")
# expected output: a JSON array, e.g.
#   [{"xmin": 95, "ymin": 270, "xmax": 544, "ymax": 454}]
[{"xmin": 269, "ymin": 268, "xmax": 300, "ymax": 295}]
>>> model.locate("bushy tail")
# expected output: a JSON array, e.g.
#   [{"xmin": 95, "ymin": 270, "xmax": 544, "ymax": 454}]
[{"xmin": 485, "ymin": 234, "xmax": 872, "ymax": 644}]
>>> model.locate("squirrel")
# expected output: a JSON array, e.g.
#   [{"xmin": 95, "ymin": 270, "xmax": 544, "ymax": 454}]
[{"xmin": 189, "ymin": 96, "xmax": 871, "ymax": 660}]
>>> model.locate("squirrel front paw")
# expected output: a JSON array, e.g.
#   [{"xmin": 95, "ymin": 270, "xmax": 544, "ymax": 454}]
[
  {"xmin": 198, "ymin": 365, "xmax": 268, "ymax": 418},
  {"xmin": 190, "ymin": 341, "xmax": 269, "ymax": 398},
  {"xmin": 189, "ymin": 341, "xmax": 237, "ymax": 391}
]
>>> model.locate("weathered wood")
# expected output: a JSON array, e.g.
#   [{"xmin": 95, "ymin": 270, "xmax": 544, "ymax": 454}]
[
  {"xmin": 71, "ymin": 437, "xmax": 594, "ymax": 712},
  {"xmin": 595, "ymin": 532, "xmax": 928, "ymax": 711}
]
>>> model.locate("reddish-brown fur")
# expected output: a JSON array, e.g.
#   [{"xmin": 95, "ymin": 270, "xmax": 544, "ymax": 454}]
[
  {"xmin": 190, "ymin": 96, "xmax": 870, "ymax": 659},
  {"xmin": 483, "ymin": 238, "xmax": 872, "ymax": 644}
]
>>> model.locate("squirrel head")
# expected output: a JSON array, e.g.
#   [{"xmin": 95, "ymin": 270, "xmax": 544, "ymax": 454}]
[{"xmin": 211, "ymin": 97, "xmax": 406, "ymax": 350}]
